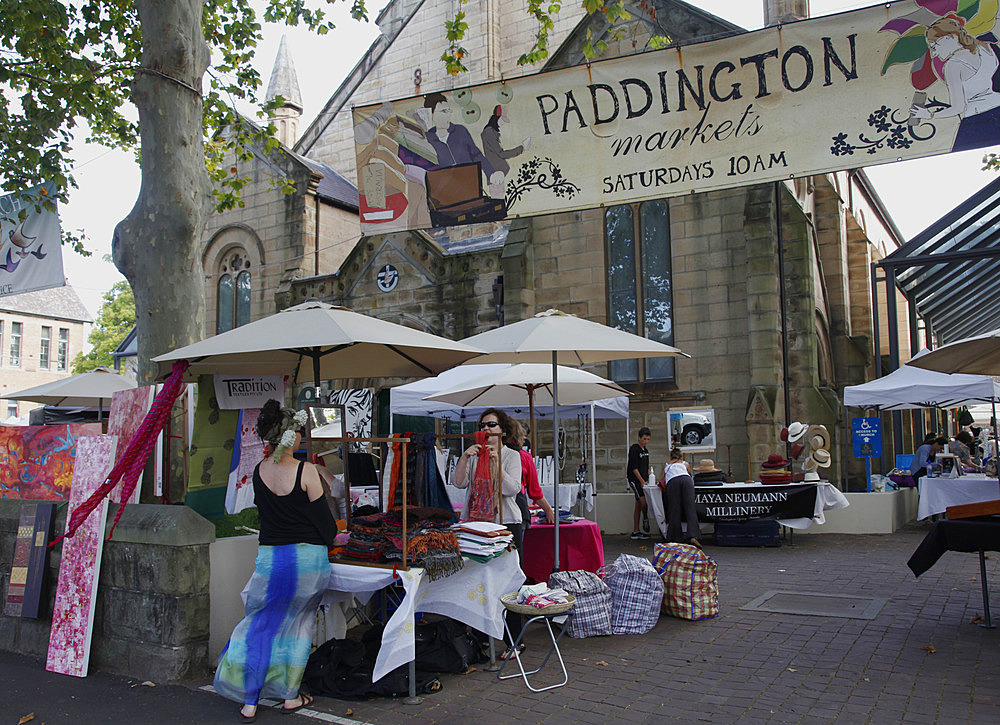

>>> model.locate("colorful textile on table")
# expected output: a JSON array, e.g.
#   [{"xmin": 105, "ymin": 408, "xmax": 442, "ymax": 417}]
[
  {"xmin": 214, "ymin": 543, "xmax": 329, "ymax": 705},
  {"xmin": 465, "ymin": 431, "xmax": 496, "ymax": 522},
  {"xmin": 652, "ymin": 542, "xmax": 719, "ymax": 621}
]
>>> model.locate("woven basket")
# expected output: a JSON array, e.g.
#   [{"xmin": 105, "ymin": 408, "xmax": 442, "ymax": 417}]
[{"xmin": 500, "ymin": 591, "xmax": 575, "ymax": 615}]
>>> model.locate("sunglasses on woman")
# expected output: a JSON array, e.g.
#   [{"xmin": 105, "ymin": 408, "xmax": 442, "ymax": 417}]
[{"xmin": 480, "ymin": 421, "xmax": 500, "ymax": 429}]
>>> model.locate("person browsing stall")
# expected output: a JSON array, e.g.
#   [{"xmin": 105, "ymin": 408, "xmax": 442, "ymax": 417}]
[
  {"xmin": 214, "ymin": 400, "xmax": 337, "ymax": 722},
  {"xmin": 506, "ymin": 421, "xmax": 556, "ymax": 525},
  {"xmin": 910, "ymin": 435, "xmax": 947, "ymax": 479},
  {"xmin": 453, "ymin": 408, "xmax": 524, "ymax": 659},
  {"xmin": 952, "ymin": 431, "xmax": 982, "ymax": 471},
  {"xmin": 661, "ymin": 447, "xmax": 702, "ymax": 548},
  {"xmin": 626, "ymin": 427, "xmax": 652, "ymax": 540}
]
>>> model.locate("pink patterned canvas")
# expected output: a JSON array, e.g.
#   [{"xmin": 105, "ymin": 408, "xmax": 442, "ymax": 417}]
[
  {"xmin": 236, "ymin": 408, "xmax": 264, "ymax": 489},
  {"xmin": 107, "ymin": 386, "xmax": 155, "ymax": 505},
  {"xmin": 46, "ymin": 435, "xmax": 116, "ymax": 677}
]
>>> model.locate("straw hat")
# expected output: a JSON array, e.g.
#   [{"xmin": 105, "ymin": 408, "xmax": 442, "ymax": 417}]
[
  {"xmin": 787, "ymin": 421, "xmax": 807, "ymax": 442},
  {"xmin": 803, "ymin": 471, "xmax": 821, "ymax": 482},
  {"xmin": 810, "ymin": 449, "xmax": 832, "ymax": 468},
  {"xmin": 807, "ymin": 424, "xmax": 830, "ymax": 450},
  {"xmin": 693, "ymin": 459, "xmax": 721, "ymax": 473},
  {"xmin": 802, "ymin": 455, "xmax": 818, "ymax": 472}
]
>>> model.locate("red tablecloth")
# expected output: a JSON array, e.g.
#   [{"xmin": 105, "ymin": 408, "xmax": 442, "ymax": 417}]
[{"xmin": 521, "ymin": 519, "xmax": 604, "ymax": 583}]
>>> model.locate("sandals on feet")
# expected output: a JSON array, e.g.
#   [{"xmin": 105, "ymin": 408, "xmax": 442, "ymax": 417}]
[
  {"xmin": 500, "ymin": 643, "xmax": 526, "ymax": 660},
  {"xmin": 281, "ymin": 693, "xmax": 313, "ymax": 714},
  {"xmin": 238, "ymin": 706, "xmax": 257, "ymax": 723}
]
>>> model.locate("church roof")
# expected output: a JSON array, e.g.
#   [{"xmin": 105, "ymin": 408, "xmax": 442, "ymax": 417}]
[
  {"xmin": 0, "ymin": 283, "xmax": 93, "ymax": 323},
  {"xmin": 296, "ymin": 155, "xmax": 359, "ymax": 211},
  {"xmin": 266, "ymin": 35, "xmax": 303, "ymax": 112}
]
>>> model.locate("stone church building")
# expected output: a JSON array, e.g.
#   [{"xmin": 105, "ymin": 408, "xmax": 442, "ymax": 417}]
[{"xmin": 199, "ymin": 0, "xmax": 913, "ymax": 496}]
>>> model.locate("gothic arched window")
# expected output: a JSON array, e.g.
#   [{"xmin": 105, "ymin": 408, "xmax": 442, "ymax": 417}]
[{"xmin": 217, "ymin": 250, "xmax": 252, "ymax": 333}]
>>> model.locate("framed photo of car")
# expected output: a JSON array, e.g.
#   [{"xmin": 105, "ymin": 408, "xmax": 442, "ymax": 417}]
[{"xmin": 669, "ymin": 408, "xmax": 716, "ymax": 452}]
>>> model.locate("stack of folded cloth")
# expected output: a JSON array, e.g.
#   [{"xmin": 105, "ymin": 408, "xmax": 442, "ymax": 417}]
[
  {"xmin": 759, "ymin": 453, "xmax": 793, "ymax": 484},
  {"xmin": 340, "ymin": 507, "xmax": 462, "ymax": 579},
  {"xmin": 515, "ymin": 583, "xmax": 571, "ymax": 609},
  {"xmin": 453, "ymin": 521, "xmax": 513, "ymax": 562}
]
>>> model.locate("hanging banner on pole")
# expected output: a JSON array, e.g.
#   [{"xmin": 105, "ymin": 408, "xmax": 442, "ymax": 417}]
[
  {"xmin": 353, "ymin": 0, "xmax": 1000, "ymax": 234},
  {"xmin": 0, "ymin": 182, "xmax": 65, "ymax": 296}
]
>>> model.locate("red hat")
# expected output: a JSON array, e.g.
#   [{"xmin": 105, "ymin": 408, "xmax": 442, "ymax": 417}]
[{"xmin": 762, "ymin": 453, "xmax": 791, "ymax": 469}]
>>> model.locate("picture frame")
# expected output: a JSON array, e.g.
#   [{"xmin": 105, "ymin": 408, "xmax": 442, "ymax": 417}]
[{"xmin": 669, "ymin": 407, "xmax": 717, "ymax": 452}]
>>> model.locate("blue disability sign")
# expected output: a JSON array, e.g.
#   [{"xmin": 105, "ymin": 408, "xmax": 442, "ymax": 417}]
[{"xmin": 852, "ymin": 417, "xmax": 881, "ymax": 458}]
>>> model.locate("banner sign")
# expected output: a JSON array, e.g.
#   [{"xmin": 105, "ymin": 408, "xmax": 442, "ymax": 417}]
[
  {"xmin": 354, "ymin": 0, "xmax": 1000, "ymax": 233},
  {"xmin": 0, "ymin": 182, "xmax": 65, "ymax": 296},
  {"xmin": 695, "ymin": 483, "xmax": 818, "ymax": 522},
  {"xmin": 852, "ymin": 416, "xmax": 882, "ymax": 457},
  {"xmin": 213, "ymin": 374, "xmax": 285, "ymax": 410}
]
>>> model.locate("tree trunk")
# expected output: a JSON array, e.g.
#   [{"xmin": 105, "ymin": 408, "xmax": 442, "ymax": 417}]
[{"xmin": 113, "ymin": 0, "xmax": 211, "ymax": 384}]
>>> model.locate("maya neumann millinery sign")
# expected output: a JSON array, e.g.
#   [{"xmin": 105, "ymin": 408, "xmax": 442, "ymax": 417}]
[{"xmin": 353, "ymin": 0, "xmax": 1000, "ymax": 234}]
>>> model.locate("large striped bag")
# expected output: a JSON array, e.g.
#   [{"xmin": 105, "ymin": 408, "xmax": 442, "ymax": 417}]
[
  {"xmin": 651, "ymin": 543, "xmax": 719, "ymax": 621},
  {"xmin": 604, "ymin": 554, "xmax": 663, "ymax": 635}
]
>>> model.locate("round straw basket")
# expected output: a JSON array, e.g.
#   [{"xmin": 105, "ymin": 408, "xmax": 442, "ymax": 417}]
[{"xmin": 500, "ymin": 592, "xmax": 575, "ymax": 615}]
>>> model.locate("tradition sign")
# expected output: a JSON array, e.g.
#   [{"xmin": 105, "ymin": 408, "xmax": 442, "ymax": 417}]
[
  {"xmin": 354, "ymin": 0, "xmax": 1000, "ymax": 233},
  {"xmin": 694, "ymin": 483, "xmax": 818, "ymax": 523},
  {"xmin": 213, "ymin": 374, "xmax": 285, "ymax": 410}
]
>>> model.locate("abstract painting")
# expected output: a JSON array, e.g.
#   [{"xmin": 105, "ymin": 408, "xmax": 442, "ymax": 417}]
[
  {"xmin": 46, "ymin": 435, "xmax": 116, "ymax": 677},
  {"xmin": 108, "ymin": 385, "xmax": 155, "ymax": 505},
  {"xmin": 0, "ymin": 423, "xmax": 103, "ymax": 500}
]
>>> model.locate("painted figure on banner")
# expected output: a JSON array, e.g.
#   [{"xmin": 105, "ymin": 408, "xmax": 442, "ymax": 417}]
[
  {"xmin": 0, "ymin": 424, "xmax": 102, "ymax": 500},
  {"xmin": 0, "ymin": 182, "xmax": 64, "ymax": 295},
  {"xmin": 481, "ymin": 105, "xmax": 530, "ymax": 198},
  {"xmin": 882, "ymin": 0, "xmax": 1000, "ymax": 151}
]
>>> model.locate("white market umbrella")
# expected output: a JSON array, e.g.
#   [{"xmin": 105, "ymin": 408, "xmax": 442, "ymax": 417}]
[
  {"xmin": 0, "ymin": 366, "xmax": 135, "ymax": 418},
  {"xmin": 424, "ymin": 363, "xmax": 630, "ymax": 452},
  {"xmin": 152, "ymin": 300, "xmax": 484, "ymax": 385},
  {"xmin": 459, "ymin": 309, "xmax": 688, "ymax": 571}
]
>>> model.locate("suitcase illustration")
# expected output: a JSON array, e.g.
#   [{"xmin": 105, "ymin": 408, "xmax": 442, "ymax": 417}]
[{"xmin": 425, "ymin": 162, "xmax": 507, "ymax": 226}]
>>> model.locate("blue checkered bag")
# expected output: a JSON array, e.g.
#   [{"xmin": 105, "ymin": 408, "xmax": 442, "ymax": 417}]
[
  {"xmin": 547, "ymin": 570, "xmax": 612, "ymax": 638},
  {"xmin": 604, "ymin": 553, "xmax": 663, "ymax": 635}
]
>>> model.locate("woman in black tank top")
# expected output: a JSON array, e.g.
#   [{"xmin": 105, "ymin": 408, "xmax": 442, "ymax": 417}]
[{"xmin": 214, "ymin": 400, "xmax": 336, "ymax": 721}]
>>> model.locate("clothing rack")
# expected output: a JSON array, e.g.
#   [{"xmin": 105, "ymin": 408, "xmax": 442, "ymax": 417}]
[{"xmin": 313, "ymin": 434, "xmax": 412, "ymax": 571}]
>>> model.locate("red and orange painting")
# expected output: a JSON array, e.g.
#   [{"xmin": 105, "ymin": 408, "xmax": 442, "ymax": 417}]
[{"xmin": 0, "ymin": 424, "xmax": 102, "ymax": 500}]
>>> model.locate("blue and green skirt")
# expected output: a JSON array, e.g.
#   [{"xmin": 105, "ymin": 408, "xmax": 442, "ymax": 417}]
[{"xmin": 214, "ymin": 543, "xmax": 330, "ymax": 705}]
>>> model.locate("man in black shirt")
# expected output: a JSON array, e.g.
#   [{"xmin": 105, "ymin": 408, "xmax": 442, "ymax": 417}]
[{"xmin": 626, "ymin": 427, "xmax": 651, "ymax": 540}]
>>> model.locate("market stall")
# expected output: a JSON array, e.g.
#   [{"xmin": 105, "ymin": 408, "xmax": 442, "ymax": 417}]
[
  {"xmin": 643, "ymin": 481, "xmax": 850, "ymax": 535},
  {"xmin": 521, "ymin": 519, "xmax": 603, "ymax": 583},
  {"xmin": 917, "ymin": 475, "xmax": 1000, "ymax": 519}
]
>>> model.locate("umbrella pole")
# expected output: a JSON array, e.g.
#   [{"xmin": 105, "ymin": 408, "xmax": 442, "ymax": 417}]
[
  {"xmin": 528, "ymin": 387, "xmax": 536, "ymax": 455},
  {"xmin": 313, "ymin": 353, "xmax": 322, "ymax": 394},
  {"xmin": 552, "ymin": 351, "xmax": 560, "ymax": 572},
  {"xmin": 590, "ymin": 402, "xmax": 598, "ymax": 525},
  {"xmin": 992, "ymin": 400, "xmax": 999, "ymax": 480}
]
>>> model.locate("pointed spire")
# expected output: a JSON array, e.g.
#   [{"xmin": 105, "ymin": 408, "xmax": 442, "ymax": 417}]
[{"xmin": 266, "ymin": 35, "xmax": 303, "ymax": 112}]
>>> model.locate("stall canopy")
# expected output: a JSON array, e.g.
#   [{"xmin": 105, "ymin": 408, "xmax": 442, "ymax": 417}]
[
  {"xmin": 390, "ymin": 364, "xmax": 629, "ymax": 421},
  {"xmin": 843, "ymin": 351, "xmax": 1000, "ymax": 410}
]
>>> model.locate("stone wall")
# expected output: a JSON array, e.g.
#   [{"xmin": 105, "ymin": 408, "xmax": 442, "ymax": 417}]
[{"xmin": 0, "ymin": 500, "xmax": 215, "ymax": 683}]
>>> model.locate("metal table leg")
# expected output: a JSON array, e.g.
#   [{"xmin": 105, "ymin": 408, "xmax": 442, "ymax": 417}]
[{"xmin": 979, "ymin": 550, "xmax": 995, "ymax": 629}]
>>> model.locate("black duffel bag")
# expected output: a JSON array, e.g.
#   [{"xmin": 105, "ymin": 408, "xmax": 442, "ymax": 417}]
[{"xmin": 414, "ymin": 618, "xmax": 486, "ymax": 673}]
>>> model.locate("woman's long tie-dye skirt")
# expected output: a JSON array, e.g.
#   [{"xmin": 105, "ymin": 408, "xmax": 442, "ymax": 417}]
[{"xmin": 214, "ymin": 543, "xmax": 330, "ymax": 705}]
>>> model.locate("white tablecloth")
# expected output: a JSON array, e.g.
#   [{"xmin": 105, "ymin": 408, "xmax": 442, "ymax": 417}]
[
  {"xmin": 643, "ymin": 481, "xmax": 850, "ymax": 535},
  {"xmin": 322, "ymin": 551, "xmax": 524, "ymax": 682},
  {"xmin": 917, "ymin": 476, "xmax": 1000, "ymax": 519}
]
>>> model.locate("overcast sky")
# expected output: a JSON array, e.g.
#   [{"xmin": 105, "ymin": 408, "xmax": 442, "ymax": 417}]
[{"xmin": 58, "ymin": 0, "xmax": 999, "ymax": 318}]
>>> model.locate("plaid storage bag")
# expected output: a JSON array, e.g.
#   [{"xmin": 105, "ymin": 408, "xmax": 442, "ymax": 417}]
[
  {"xmin": 547, "ymin": 570, "xmax": 612, "ymax": 638},
  {"xmin": 604, "ymin": 554, "xmax": 663, "ymax": 635},
  {"xmin": 651, "ymin": 542, "xmax": 719, "ymax": 620}
]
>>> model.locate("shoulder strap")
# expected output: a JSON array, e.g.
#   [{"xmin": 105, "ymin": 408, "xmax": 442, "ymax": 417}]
[{"xmin": 295, "ymin": 460, "xmax": 306, "ymax": 491}]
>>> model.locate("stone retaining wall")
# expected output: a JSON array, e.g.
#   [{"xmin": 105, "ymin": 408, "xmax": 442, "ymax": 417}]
[{"xmin": 0, "ymin": 500, "xmax": 215, "ymax": 682}]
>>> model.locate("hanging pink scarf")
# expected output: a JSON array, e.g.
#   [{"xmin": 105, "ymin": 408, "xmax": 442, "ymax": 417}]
[{"xmin": 465, "ymin": 431, "xmax": 497, "ymax": 522}]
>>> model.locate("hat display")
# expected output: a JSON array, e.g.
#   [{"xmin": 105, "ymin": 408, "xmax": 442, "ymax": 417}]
[
  {"xmin": 779, "ymin": 426, "xmax": 789, "ymax": 442},
  {"xmin": 809, "ymin": 449, "xmax": 832, "ymax": 468},
  {"xmin": 803, "ymin": 471, "xmax": 821, "ymax": 482},
  {"xmin": 789, "ymin": 443, "xmax": 805, "ymax": 460},
  {"xmin": 693, "ymin": 459, "xmax": 721, "ymax": 473},
  {"xmin": 807, "ymin": 424, "xmax": 830, "ymax": 450},
  {"xmin": 762, "ymin": 453, "xmax": 791, "ymax": 469},
  {"xmin": 787, "ymin": 422, "xmax": 807, "ymax": 442},
  {"xmin": 802, "ymin": 455, "xmax": 818, "ymax": 472}
]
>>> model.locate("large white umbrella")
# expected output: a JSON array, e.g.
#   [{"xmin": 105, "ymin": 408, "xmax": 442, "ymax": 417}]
[
  {"xmin": 152, "ymin": 300, "xmax": 484, "ymax": 384},
  {"xmin": 423, "ymin": 362, "xmax": 630, "ymax": 452},
  {"xmin": 458, "ymin": 309, "xmax": 688, "ymax": 571},
  {"xmin": 907, "ymin": 329, "xmax": 1000, "ymax": 376},
  {"xmin": 0, "ymin": 366, "xmax": 135, "ymax": 415}
]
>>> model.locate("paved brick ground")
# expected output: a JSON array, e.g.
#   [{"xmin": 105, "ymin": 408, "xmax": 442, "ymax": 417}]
[
  {"xmin": 4, "ymin": 525, "xmax": 998, "ymax": 723},
  {"xmin": 299, "ymin": 525, "xmax": 1000, "ymax": 724}
]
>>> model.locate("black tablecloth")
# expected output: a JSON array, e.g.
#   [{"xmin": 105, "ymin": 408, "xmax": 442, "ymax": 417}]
[{"xmin": 907, "ymin": 516, "xmax": 1000, "ymax": 577}]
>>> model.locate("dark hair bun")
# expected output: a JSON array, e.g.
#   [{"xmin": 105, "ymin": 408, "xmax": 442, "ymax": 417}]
[{"xmin": 257, "ymin": 399, "xmax": 283, "ymax": 440}]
